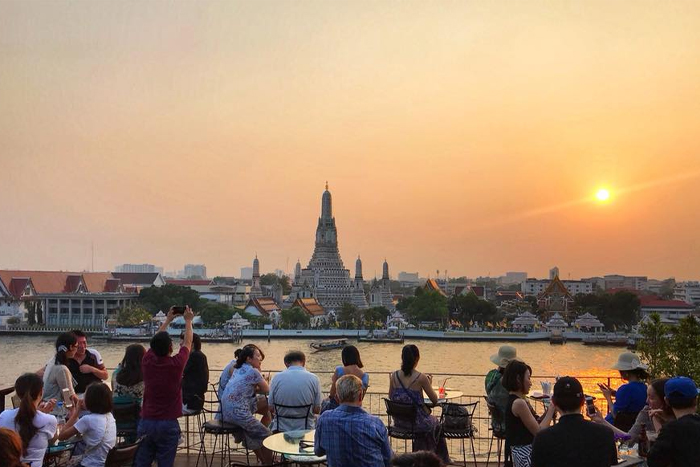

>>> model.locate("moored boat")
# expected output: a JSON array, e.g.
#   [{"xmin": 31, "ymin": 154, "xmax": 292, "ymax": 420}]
[
  {"xmin": 358, "ymin": 327, "xmax": 404, "ymax": 343},
  {"xmin": 582, "ymin": 333, "xmax": 629, "ymax": 346},
  {"xmin": 309, "ymin": 339, "xmax": 347, "ymax": 352}
]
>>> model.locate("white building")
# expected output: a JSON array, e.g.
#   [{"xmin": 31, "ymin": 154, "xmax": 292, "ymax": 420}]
[
  {"xmin": 115, "ymin": 263, "xmax": 160, "ymax": 273},
  {"xmin": 501, "ymin": 272, "xmax": 528, "ymax": 285},
  {"xmin": 521, "ymin": 278, "xmax": 593, "ymax": 296},
  {"xmin": 549, "ymin": 267, "xmax": 560, "ymax": 280},
  {"xmin": 603, "ymin": 275, "xmax": 647, "ymax": 291},
  {"xmin": 639, "ymin": 297, "xmax": 697, "ymax": 325},
  {"xmin": 673, "ymin": 282, "xmax": 700, "ymax": 307},
  {"xmin": 240, "ymin": 267, "xmax": 253, "ymax": 280},
  {"xmin": 184, "ymin": 264, "xmax": 207, "ymax": 279}
]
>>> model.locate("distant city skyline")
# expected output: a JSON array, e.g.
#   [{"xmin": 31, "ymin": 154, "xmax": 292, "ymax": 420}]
[{"xmin": 2, "ymin": 2, "xmax": 700, "ymax": 280}]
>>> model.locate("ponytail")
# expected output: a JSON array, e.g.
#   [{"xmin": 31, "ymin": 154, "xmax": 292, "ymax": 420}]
[
  {"xmin": 401, "ymin": 344, "xmax": 420, "ymax": 377},
  {"xmin": 13, "ymin": 373, "xmax": 43, "ymax": 455}
]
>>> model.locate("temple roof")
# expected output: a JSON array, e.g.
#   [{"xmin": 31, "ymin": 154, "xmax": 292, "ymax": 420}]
[
  {"xmin": 537, "ymin": 275, "xmax": 573, "ymax": 300},
  {"xmin": 294, "ymin": 297, "xmax": 325, "ymax": 316}
]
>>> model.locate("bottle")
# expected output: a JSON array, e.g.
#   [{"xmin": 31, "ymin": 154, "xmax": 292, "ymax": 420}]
[
  {"xmin": 638, "ymin": 424, "xmax": 650, "ymax": 458},
  {"xmin": 55, "ymin": 401, "xmax": 66, "ymax": 437}
]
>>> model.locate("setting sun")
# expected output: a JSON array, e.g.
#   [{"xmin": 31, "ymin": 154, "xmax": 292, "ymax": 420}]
[{"xmin": 596, "ymin": 188, "xmax": 611, "ymax": 202}]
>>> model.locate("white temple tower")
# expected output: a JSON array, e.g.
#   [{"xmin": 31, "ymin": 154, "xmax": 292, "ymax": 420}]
[
  {"xmin": 250, "ymin": 255, "xmax": 263, "ymax": 299},
  {"xmin": 351, "ymin": 256, "xmax": 369, "ymax": 309}
]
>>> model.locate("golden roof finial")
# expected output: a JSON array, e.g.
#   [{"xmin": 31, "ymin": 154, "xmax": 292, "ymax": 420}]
[{"xmin": 325, "ymin": 181, "xmax": 329, "ymax": 191}]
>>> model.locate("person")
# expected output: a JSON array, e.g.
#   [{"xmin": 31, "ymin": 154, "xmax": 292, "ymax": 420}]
[
  {"xmin": 485, "ymin": 345, "xmax": 519, "ymax": 433},
  {"xmin": 67, "ymin": 330, "xmax": 108, "ymax": 394},
  {"xmin": 268, "ymin": 350, "xmax": 322, "ymax": 432},
  {"xmin": 322, "ymin": 345, "xmax": 369, "ymax": 412},
  {"xmin": 111, "ymin": 343, "xmax": 146, "ymax": 404},
  {"xmin": 315, "ymin": 374, "xmax": 392, "ymax": 467},
  {"xmin": 530, "ymin": 376, "xmax": 617, "ymax": 467},
  {"xmin": 217, "ymin": 345, "xmax": 269, "ymax": 424},
  {"xmin": 221, "ymin": 344, "xmax": 273, "ymax": 464},
  {"xmin": 390, "ymin": 451, "xmax": 443, "ymax": 467},
  {"xmin": 58, "ymin": 382, "xmax": 117, "ymax": 467},
  {"xmin": 0, "ymin": 427, "xmax": 27, "ymax": 467},
  {"xmin": 502, "ymin": 360, "xmax": 556, "ymax": 467},
  {"xmin": 591, "ymin": 377, "xmax": 674, "ymax": 445},
  {"xmin": 0, "ymin": 373, "xmax": 58, "ymax": 467},
  {"xmin": 647, "ymin": 376, "xmax": 700, "ymax": 467},
  {"xmin": 181, "ymin": 333, "xmax": 209, "ymax": 414},
  {"xmin": 42, "ymin": 332, "xmax": 80, "ymax": 406},
  {"xmin": 598, "ymin": 352, "xmax": 648, "ymax": 432},
  {"xmin": 135, "ymin": 306, "xmax": 194, "ymax": 467},
  {"xmin": 389, "ymin": 344, "xmax": 449, "ymax": 464}
]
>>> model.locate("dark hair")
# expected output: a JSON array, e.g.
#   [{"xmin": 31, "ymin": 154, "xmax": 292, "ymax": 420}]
[
  {"xmin": 0, "ymin": 428, "xmax": 24, "ymax": 467},
  {"xmin": 667, "ymin": 394, "xmax": 698, "ymax": 410},
  {"xmin": 54, "ymin": 332, "xmax": 77, "ymax": 365},
  {"xmin": 501, "ymin": 360, "xmax": 533, "ymax": 392},
  {"xmin": 150, "ymin": 331, "xmax": 172, "ymax": 357},
  {"xmin": 390, "ymin": 451, "xmax": 443, "ymax": 467},
  {"xmin": 14, "ymin": 373, "xmax": 43, "ymax": 455},
  {"xmin": 70, "ymin": 329, "xmax": 86, "ymax": 338},
  {"xmin": 234, "ymin": 344, "xmax": 265, "ymax": 369},
  {"xmin": 84, "ymin": 382, "xmax": 113, "ymax": 414},
  {"xmin": 401, "ymin": 344, "xmax": 420, "ymax": 376},
  {"xmin": 180, "ymin": 332, "xmax": 202, "ymax": 351},
  {"xmin": 116, "ymin": 344, "xmax": 145, "ymax": 387},
  {"xmin": 620, "ymin": 368, "xmax": 649, "ymax": 381},
  {"xmin": 284, "ymin": 350, "xmax": 306, "ymax": 366},
  {"xmin": 234, "ymin": 348, "xmax": 242, "ymax": 359},
  {"xmin": 341, "ymin": 345, "xmax": 363, "ymax": 368}
]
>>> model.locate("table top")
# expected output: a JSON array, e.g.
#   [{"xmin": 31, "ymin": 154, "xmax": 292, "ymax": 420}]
[
  {"xmin": 46, "ymin": 436, "xmax": 80, "ymax": 454},
  {"xmin": 423, "ymin": 389, "xmax": 464, "ymax": 405},
  {"xmin": 262, "ymin": 430, "xmax": 316, "ymax": 456}
]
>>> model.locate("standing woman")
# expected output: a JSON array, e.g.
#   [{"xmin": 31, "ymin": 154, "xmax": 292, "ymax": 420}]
[
  {"xmin": 389, "ymin": 344, "xmax": 449, "ymax": 464},
  {"xmin": 502, "ymin": 360, "xmax": 556, "ymax": 467},
  {"xmin": 0, "ymin": 373, "xmax": 58, "ymax": 467},
  {"xmin": 42, "ymin": 332, "xmax": 79, "ymax": 404},
  {"xmin": 598, "ymin": 352, "xmax": 648, "ymax": 432},
  {"xmin": 324, "ymin": 345, "xmax": 369, "ymax": 411},
  {"xmin": 112, "ymin": 344, "xmax": 146, "ymax": 404},
  {"xmin": 221, "ymin": 345, "xmax": 273, "ymax": 464}
]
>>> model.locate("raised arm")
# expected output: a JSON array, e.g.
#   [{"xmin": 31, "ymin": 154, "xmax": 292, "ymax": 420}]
[
  {"xmin": 158, "ymin": 308, "xmax": 176, "ymax": 333},
  {"xmin": 181, "ymin": 306, "xmax": 194, "ymax": 351},
  {"xmin": 512, "ymin": 397, "xmax": 556, "ymax": 435}
]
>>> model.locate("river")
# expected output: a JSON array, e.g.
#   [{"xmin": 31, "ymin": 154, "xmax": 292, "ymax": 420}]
[{"xmin": 0, "ymin": 335, "xmax": 626, "ymax": 399}]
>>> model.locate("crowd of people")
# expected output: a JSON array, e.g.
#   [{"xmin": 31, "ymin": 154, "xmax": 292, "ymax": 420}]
[{"xmin": 0, "ymin": 308, "xmax": 699, "ymax": 467}]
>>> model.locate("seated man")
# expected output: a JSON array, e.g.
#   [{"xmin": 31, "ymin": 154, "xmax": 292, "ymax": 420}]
[
  {"xmin": 531, "ymin": 376, "xmax": 617, "ymax": 467},
  {"xmin": 647, "ymin": 376, "xmax": 700, "ymax": 467},
  {"xmin": 67, "ymin": 329, "xmax": 108, "ymax": 394},
  {"xmin": 315, "ymin": 375, "xmax": 392, "ymax": 467},
  {"xmin": 268, "ymin": 350, "xmax": 321, "ymax": 432}
]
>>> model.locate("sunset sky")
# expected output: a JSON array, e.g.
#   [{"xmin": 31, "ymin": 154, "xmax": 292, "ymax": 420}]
[{"xmin": 2, "ymin": 1, "xmax": 700, "ymax": 280}]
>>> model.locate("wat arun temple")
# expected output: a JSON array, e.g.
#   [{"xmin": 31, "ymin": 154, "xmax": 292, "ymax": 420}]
[{"xmin": 282, "ymin": 184, "xmax": 395, "ymax": 313}]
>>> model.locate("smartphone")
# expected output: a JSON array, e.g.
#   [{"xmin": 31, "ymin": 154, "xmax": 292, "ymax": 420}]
[
  {"xmin": 62, "ymin": 388, "xmax": 73, "ymax": 409},
  {"xmin": 585, "ymin": 396, "xmax": 596, "ymax": 416},
  {"xmin": 172, "ymin": 306, "xmax": 186, "ymax": 315}
]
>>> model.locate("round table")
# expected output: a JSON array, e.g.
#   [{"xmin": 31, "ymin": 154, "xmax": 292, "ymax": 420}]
[
  {"xmin": 423, "ymin": 389, "xmax": 464, "ymax": 406},
  {"xmin": 262, "ymin": 429, "xmax": 316, "ymax": 456}
]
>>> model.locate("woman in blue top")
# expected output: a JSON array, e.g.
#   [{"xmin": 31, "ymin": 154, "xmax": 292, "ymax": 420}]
[
  {"xmin": 323, "ymin": 346, "xmax": 369, "ymax": 412},
  {"xmin": 221, "ymin": 345, "xmax": 272, "ymax": 464},
  {"xmin": 598, "ymin": 352, "xmax": 648, "ymax": 432}
]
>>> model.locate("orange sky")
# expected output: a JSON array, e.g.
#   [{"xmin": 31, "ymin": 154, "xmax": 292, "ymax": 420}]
[{"xmin": 1, "ymin": 1, "xmax": 700, "ymax": 280}]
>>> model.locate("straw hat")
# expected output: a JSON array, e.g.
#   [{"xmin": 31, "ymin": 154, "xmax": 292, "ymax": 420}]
[
  {"xmin": 490, "ymin": 345, "xmax": 519, "ymax": 368},
  {"xmin": 611, "ymin": 352, "xmax": 648, "ymax": 371}
]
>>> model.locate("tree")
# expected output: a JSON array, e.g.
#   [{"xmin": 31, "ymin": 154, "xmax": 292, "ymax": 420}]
[
  {"xmin": 404, "ymin": 290, "xmax": 448, "ymax": 325},
  {"xmin": 668, "ymin": 315, "xmax": 700, "ymax": 382},
  {"xmin": 571, "ymin": 291, "xmax": 639, "ymax": 330},
  {"xmin": 338, "ymin": 302, "xmax": 361, "ymax": 329},
  {"xmin": 117, "ymin": 305, "xmax": 153, "ymax": 327},
  {"xmin": 637, "ymin": 313, "xmax": 670, "ymax": 379},
  {"xmin": 199, "ymin": 302, "xmax": 235, "ymax": 327},
  {"xmin": 280, "ymin": 307, "xmax": 310, "ymax": 329},
  {"xmin": 364, "ymin": 307, "xmax": 390, "ymax": 329},
  {"xmin": 138, "ymin": 284, "xmax": 202, "ymax": 314},
  {"xmin": 260, "ymin": 273, "xmax": 292, "ymax": 294},
  {"xmin": 448, "ymin": 293, "xmax": 497, "ymax": 326}
]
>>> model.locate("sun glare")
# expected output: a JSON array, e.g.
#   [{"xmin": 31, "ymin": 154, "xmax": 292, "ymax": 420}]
[{"xmin": 595, "ymin": 188, "xmax": 610, "ymax": 202}]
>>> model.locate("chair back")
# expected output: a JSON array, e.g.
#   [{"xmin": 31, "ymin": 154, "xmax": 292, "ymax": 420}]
[
  {"xmin": 439, "ymin": 401, "xmax": 478, "ymax": 436},
  {"xmin": 272, "ymin": 403, "xmax": 313, "ymax": 432},
  {"xmin": 105, "ymin": 438, "xmax": 143, "ymax": 467},
  {"xmin": 384, "ymin": 398, "xmax": 417, "ymax": 430},
  {"xmin": 112, "ymin": 401, "xmax": 140, "ymax": 424}
]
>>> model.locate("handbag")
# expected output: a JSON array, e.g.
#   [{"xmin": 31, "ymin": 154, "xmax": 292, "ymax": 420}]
[{"xmin": 442, "ymin": 404, "xmax": 470, "ymax": 430}]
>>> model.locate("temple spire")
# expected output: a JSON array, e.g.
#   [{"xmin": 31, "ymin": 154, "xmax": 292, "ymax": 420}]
[{"xmin": 321, "ymin": 183, "xmax": 333, "ymax": 219}]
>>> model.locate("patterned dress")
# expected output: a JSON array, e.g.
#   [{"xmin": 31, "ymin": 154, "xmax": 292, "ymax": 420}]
[{"xmin": 221, "ymin": 363, "xmax": 271, "ymax": 450}]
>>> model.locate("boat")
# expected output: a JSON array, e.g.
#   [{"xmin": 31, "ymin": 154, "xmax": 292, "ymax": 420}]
[
  {"xmin": 358, "ymin": 327, "xmax": 405, "ymax": 343},
  {"xmin": 582, "ymin": 333, "xmax": 629, "ymax": 347},
  {"xmin": 309, "ymin": 339, "xmax": 347, "ymax": 352}
]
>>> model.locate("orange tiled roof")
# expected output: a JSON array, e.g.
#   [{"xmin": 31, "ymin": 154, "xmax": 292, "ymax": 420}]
[
  {"xmin": 294, "ymin": 297, "xmax": 325, "ymax": 316},
  {"xmin": 0, "ymin": 270, "xmax": 124, "ymax": 295},
  {"xmin": 424, "ymin": 279, "xmax": 447, "ymax": 296},
  {"xmin": 246, "ymin": 297, "xmax": 280, "ymax": 315}
]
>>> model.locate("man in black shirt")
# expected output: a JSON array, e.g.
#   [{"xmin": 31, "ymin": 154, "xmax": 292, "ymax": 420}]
[
  {"xmin": 67, "ymin": 330, "xmax": 108, "ymax": 393},
  {"xmin": 531, "ymin": 376, "xmax": 617, "ymax": 467},
  {"xmin": 647, "ymin": 376, "xmax": 700, "ymax": 467}
]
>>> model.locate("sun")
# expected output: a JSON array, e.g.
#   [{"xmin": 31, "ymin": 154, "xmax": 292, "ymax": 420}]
[{"xmin": 595, "ymin": 188, "xmax": 610, "ymax": 202}]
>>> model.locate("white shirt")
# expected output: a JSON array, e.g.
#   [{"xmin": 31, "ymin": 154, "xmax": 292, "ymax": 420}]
[
  {"xmin": 74, "ymin": 412, "xmax": 117, "ymax": 467},
  {"xmin": 0, "ymin": 408, "xmax": 57, "ymax": 467}
]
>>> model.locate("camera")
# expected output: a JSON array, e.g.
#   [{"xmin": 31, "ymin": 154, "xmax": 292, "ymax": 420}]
[
  {"xmin": 172, "ymin": 306, "xmax": 186, "ymax": 315},
  {"xmin": 585, "ymin": 396, "xmax": 596, "ymax": 416}
]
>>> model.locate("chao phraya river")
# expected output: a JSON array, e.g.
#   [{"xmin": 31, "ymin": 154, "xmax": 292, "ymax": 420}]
[{"xmin": 1, "ymin": 335, "xmax": 626, "ymax": 399}]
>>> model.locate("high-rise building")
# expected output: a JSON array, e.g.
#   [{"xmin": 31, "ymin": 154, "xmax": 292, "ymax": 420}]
[
  {"xmin": 184, "ymin": 264, "xmax": 207, "ymax": 279},
  {"xmin": 240, "ymin": 267, "xmax": 253, "ymax": 280},
  {"xmin": 115, "ymin": 263, "xmax": 158, "ymax": 273}
]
